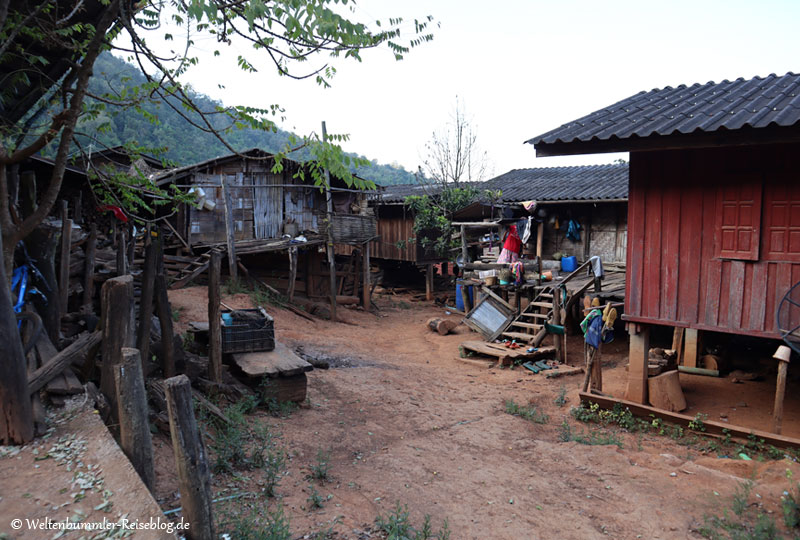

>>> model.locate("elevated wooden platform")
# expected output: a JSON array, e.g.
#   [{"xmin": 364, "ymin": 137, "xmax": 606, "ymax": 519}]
[
  {"xmin": 231, "ymin": 341, "xmax": 313, "ymax": 403},
  {"xmin": 460, "ymin": 340, "xmax": 556, "ymax": 366}
]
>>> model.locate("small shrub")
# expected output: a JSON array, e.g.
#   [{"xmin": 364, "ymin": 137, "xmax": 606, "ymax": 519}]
[
  {"xmin": 571, "ymin": 428, "xmax": 623, "ymax": 448},
  {"xmin": 310, "ymin": 449, "xmax": 331, "ymax": 482},
  {"xmin": 504, "ymin": 399, "xmax": 549, "ymax": 424},
  {"xmin": 554, "ymin": 386, "xmax": 568, "ymax": 408},
  {"xmin": 224, "ymin": 504, "xmax": 291, "ymax": 540},
  {"xmin": 558, "ymin": 419, "xmax": 572, "ymax": 443},
  {"xmin": 307, "ymin": 484, "xmax": 324, "ymax": 509},
  {"xmin": 375, "ymin": 503, "xmax": 450, "ymax": 540}
]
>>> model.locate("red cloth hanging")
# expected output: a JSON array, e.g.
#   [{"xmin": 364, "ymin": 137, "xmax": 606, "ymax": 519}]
[{"xmin": 503, "ymin": 225, "xmax": 522, "ymax": 254}]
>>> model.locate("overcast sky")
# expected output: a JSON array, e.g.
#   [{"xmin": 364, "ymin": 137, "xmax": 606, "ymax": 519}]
[{"xmin": 157, "ymin": 0, "xmax": 800, "ymax": 179}]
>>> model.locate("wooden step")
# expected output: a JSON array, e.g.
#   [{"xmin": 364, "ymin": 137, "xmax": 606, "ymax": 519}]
[
  {"xmin": 538, "ymin": 293, "xmax": 554, "ymax": 299},
  {"xmin": 528, "ymin": 301, "xmax": 554, "ymax": 309},
  {"xmin": 512, "ymin": 321, "xmax": 544, "ymax": 330},
  {"xmin": 519, "ymin": 312, "xmax": 549, "ymax": 319},
  {"xmin": 502, "ymin": 331, "xmax": 540, "ymax": 341}
]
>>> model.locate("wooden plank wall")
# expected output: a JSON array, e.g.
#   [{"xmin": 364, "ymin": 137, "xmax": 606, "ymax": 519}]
[{"xmin": 626, "ymin": 143, "xmax": 800, "ymax": 338}]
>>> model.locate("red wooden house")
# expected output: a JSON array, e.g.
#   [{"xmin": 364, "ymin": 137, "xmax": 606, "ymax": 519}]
[{"xmin": 528, "ymin": 72, "xmax": 800, "ymax": 405}]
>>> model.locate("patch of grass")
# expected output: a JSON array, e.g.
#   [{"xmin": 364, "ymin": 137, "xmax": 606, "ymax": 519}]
[
  {"xmin": 309, "ymin": 449, "xmax": 331, "ymax": 482},
  {"xmin": 222, "ymin": 503, "xmax": 291, "ymax": 540},
  {"xmin": 782, "ymin": 469, "xmax": 800, "ymax": 529},
  {"xmin": 504, "ymin": 399, "xmax": 549, "ymax": 424},
  {"xmin": 171, "ymin": 306, "xmax": 183, "ymax": 322},
  {"xmin": 697, "ymin": 480, "xmax": 780, "ymax": 540},
  {"xmin": 375, "ymin": 503, "xmax": 450, "ymax": 540},
  {"xmin": 554, "ymin": 386, "xmax": 568, "ymax": 408},
  {"xmin": 225, "ymin": 277, "xmax": 248, "ymax": 295}
]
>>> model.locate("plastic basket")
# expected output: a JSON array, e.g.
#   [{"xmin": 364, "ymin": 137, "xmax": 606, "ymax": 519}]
[{"xmin": 221, "ymin": 307, "xmax": 275, "ymax": 353}]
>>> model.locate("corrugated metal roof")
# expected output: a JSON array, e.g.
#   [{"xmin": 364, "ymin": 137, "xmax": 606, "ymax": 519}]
[
  {"xmin": 378, "ymin": 164, "xmax": 628, "ymax": 204},
  {"xmin": 484, "ymin": 164, "xmax": 628, "ymax": 202},
  {"xmin": 527, "ymin": 72, "xmax": 800, "ymax": 148}
]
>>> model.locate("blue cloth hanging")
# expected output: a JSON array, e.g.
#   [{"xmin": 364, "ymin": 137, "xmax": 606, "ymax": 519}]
[{"xmin": 566, "ymin": 219, "xmax": 581, "ymax": 241}]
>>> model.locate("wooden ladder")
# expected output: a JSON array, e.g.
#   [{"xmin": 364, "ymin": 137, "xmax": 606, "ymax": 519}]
[{"xmin": 501, "ymin": 284, "xmax": 556, "ymax": 341}]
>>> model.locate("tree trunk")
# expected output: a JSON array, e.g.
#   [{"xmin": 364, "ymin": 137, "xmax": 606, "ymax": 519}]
[{"xmin": 0, "ymin": 222, "xmax": 34, "ymax": 444}]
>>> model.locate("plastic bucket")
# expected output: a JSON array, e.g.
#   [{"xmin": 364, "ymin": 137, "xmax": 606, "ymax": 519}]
[
  {"xmin": 456, "ymin": 284, "xmax": 474, "ymax": 311},
  {"xmin": 561, "ymin": 256, "xmax": 578, "ymax": 272}
]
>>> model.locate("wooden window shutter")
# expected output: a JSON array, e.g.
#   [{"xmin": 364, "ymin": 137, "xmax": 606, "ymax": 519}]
[
  {"xmin": 763, "ymin": 179, "xmax": 800, "ymax": 262},
  {"xmin": 715, "ymin": 180, "xmax": 762, "ymax": 261}
]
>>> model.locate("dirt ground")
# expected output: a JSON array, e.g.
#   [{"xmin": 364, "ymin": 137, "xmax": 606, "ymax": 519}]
[{"xmin": 161, "ymin": 286, "xmax": 800, "ymax": 539}]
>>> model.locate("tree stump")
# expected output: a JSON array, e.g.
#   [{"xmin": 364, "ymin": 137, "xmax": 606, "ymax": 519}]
[
  {"xmin": 426, "ymin": 317, "xmax": 458, "ymax": 336},
  {"xmin": 647, "ymin": 370, "xmax": 687, "ymax": 412}
]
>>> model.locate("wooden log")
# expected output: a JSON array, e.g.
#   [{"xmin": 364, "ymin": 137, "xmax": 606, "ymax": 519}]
[
  {"xmin": 154, "ymin": 240, "xmax": 175, "ymax": 378},
  {"xmin": 28, "ymin": 331, "xmax": 102, "ymax": 394},
  {"xmin": 114, "ymin": 348, "xmax": 155, "ymax": 493},
  {"xmin": 100, "ymin": 276, "xmax": 133, "ymax": 407},
  {"xmin": 335, "ymin": 295, "xmax": 360, "ymax": 305},
  {"xmin": 426, "ymin": 317, "xmax": 458, "ymax": 336},
  {"xmin": 647, "ymin": 370, "xmax": 687, "ymax": 412},
  {"xmin": 678, "ymin": 365, "xmax": 719, "ymax": 377},
  {"xmin": 164, "ymin": 375, "xmax": 215, "ymax": 539},
  {"xmin": 136, "ymin": 234, "xmax": 157, "ymax": 362},
  {"xmin": 59, "ymin": 200, "xmax": 73, "ymax": 319},
  {"xmin": 82, "ymin": 223, "xmax": 97, "ymax": 310},
  {"xmin": 208, "ymin": 251, "xmax": 222, "ymax": 384},
  {"xmin": 773, "ymin": 347, "xmax": 791, "ymax": 434},
  {"xmin": 221, "ymin": 175, "xmax": 238, "ymax": 282},
  {"xmin": 581, "ymin": 391, "xmax": 800, "ymax": 449}
]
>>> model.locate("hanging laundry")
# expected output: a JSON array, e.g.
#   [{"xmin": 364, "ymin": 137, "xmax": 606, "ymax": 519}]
[
  {"xmin": 497, "ymin": 224, "xmax": 522, "ymax": 264},
  {"xmin": 521, "ymin": 216, "xmax": 533, "ymax": 244},
  {"xmin": 566, "ymin": 219, "xmax": 581, "ymax": 241}
]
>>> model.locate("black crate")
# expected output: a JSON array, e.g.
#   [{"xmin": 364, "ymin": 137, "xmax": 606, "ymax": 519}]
[{"xmin": 221, "ymin": 307, "xmax": 275, "ymax": 354}]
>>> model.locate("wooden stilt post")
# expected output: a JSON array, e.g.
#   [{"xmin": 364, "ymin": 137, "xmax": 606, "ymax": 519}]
[
  {"xmin": 136, "ymin": 226, "xmax": 156, "ymax": 363},
  {"xmin": 460, "ymin": 226, "xmax": 468, "ymax": 264},
  {"xmin": 117, "ymin": 226, "xmax": 127, "ymax": 276},
  {"xmin": 208, "ymin": 251, "xmax": 223, "ymax": 384},
  {"xmin": 535, "ymin": 221, "xmax": 544, "ymax": 258},
  {"xmin": 671, "ymin": 327, "xmax": 685, "ymax": 365},
  {"xmin": 552, "ymin": 288, "xmax": 563, "ymax": 363},
  {"xmin": 321, "ymin": 121, "xmax": 337, "ymax": 322},
  {"xmin": 426, "ymin": 264, "xmax": 434, "ymax": 301},
  {"xmin": 164, "ymin": 375, "xmax": 215, "ymax": 539},
  {"xmin": 114, "ymin": 348, "xmax": 155, "ymax": 493},
  {"xmin": 773, "ymin": 346, "xmax": 792, "ymax": 434},
  {"xmin": 362, "ymin": 241, "xmax": 371, "ymax": 310},
  {"xmin": 100, "ymin": 275, "xmax": 133, "ymax": 408},
  {"xmin": 287, "ymin": 247, "xmax": 298, "ymax": 301},
  {"xmin": 153, "ymin": 237, "xmax": 175, "ymax": 378},
  {"xmin": 82, "ymin": 223, "xmax": 97, "ymax": 311},
  {"xmin": 625, "ymin": 324, "xmax": 650, "ymax": 404},
  {"xmin": 221, "ymin": 174, "xmax": 238, "ymax": 282},
  {"xmin": 684, "ymin": 328, "xmax": 701, "ymax": 368},
  {"xmin": 59, "ymin": 200, "xmax": 72, "ymax": 320},
  {"xmin": 0, "ymin": 227, "xmax": 33, "ymax": 444}
]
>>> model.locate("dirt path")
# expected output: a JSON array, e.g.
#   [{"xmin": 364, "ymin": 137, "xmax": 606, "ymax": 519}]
[{"xmin": 163, "ymin": 287, "xmax": 800, "ymax": 539}]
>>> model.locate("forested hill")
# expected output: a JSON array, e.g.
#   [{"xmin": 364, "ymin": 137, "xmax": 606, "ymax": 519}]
[{"xmin": 79, "ymin": 52, "xmax": 418, "ymax": 186}]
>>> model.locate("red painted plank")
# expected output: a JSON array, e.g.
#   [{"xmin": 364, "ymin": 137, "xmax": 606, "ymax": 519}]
[
  {"xmin": 718, "ymin": 261, "xmax": 732, "ymax": 328},
  {"xmin": 704, "ymin": 259, "xmax": 722, "ymax": 327},
  {"xmin": 626, "ymin": 156, "xmax": 648, "ymax": 318},
  {"xmin": 678, "ymin": 182, "xmax": 703, "ymax": 323},
  {"xmin": 748, "ymin": 261, "xmax": 768, "ymax": 332},
  {"xmin": 660, "ymin": 181, "xmax": 681, "ymax": 321},
  {"xmin": 773, "ymin": 263, "xmax": 793, "ymax": 335},
  {"xmin": 726, "ymin": 260, "xmax": 745, "ymax": 329},
  {"xmin": 642, "ymin": 172, "xmax": 663, "ymax": 319}
]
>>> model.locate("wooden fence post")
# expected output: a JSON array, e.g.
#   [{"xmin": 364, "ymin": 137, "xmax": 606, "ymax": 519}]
[
  {"xmin": 116, "ymin": 226, "xmax": 127, "ymax": 276},
  {"xmin": 114, "ymin": 348, "xmax": 155, "ymax": 493},
  {"xmin": 100, "ymin": 275, "xmax": 133, "ymax": 408},
  {"xmin": 321, "ymin": 121, "xmax": 337, "ymax": 322},
  {"xmin": 625, "ymin": 324, "xmax": 650, "ymax": 404},
  {"xmin": 773, "ymin": 346, "xmax": 792, "ymax": 434},
  {"xmin": 59, "ymin": 200, "xmax": 72, "ymax": 320},
  {"xmin": 164, "ymin": 375, "xmax": 215, "ymax": 539},
  {"xmin": 153, "ymin": 236, "xmax": 175, "ymax": 378},
  {"xmin": 137, "ymin": 231, "xmax": 157, "ymax": 363},
  {"xmin": 221, "ymin": 175, "xmax": 238, "ymax": 282},
  {"xmin": 208, "ymin": 251, "xmax": 222, "ymax": 383},
  {"xmin": 82, "ymin": 223, "xmax": 97, "ymax": 311}
]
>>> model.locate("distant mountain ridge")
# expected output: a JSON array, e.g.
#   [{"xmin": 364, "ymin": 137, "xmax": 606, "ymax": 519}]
[{"xmin": 78, "ymin": 52, "xmax": 419, "ymax": 186}]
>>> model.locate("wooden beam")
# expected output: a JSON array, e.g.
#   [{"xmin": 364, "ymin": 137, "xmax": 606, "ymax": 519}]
[
  {"xmin": 82, "ymin": 223, "xmax": 96, "ymax": 310},
  {"xmin": 671, "ymin": 327, "xmax": 685, "ymax": 366},
  {"xmin": 153, "ymin": 239, "xmax": 175, "ymax": 378},
  {"xmin": 114, "ymin": 348, "xmax": 155, "ymax": 493},
  {"xmin": 460, "ymin": 226, "xmax": 468, "ymax": 264},
  {"xmin": 116, "ymin": 226, "xmax": 127, "ymax": 276},
  {"xmin": 579, "ymin": 391, "xmax": 800, "ymax": 449},
  {"xmin": 625, "ymin": 324, "xmax": 649, "ymax": 404},
  {"xmin": 684, "ymin": 328, "xmax": 700, "ymax": 368},
  {"xmin": 59, "ymin": 200, "xmax": 72, "ymax": 319},
  {"xmin": 362, "ymin": 241, "xmax": 371, "ymax": 310},
  {"xmin": 208, "ymin": 251, "xmax": 222, "ymax": 384},
  {"xmin": 535, "ymin": 221, "xmax": 543, "ymax": 258},
  {"xmin": 220, "ymin": 174, "xmax": 238, "ymax": 281},
  {"xmin": 164, "ymin": 375, "xmax": 215, "ymax": 538},
  {"xmin": 136, "ymin": 232, "xmax": 157, "ymax": 363}
]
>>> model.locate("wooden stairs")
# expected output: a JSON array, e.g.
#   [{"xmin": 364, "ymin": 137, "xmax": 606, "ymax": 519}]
[
  {"xmin": 501, "ymin": 284, "xmax": 556, "ymax": 342},
  {"xmin": 168, "ymin": 252, "xmax": 214, "ymax": 289}
]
